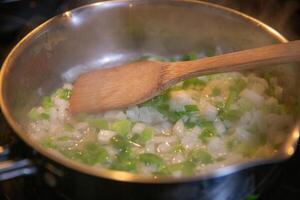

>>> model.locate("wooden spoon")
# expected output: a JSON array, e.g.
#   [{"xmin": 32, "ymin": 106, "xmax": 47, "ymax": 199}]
[{"xmin": 70, "ymin": 40, "xmax": 300, "ymax": 114}]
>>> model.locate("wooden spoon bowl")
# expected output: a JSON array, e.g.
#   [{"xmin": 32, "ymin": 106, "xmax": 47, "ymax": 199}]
[{"xmin": 70, "ymin": 40, "xmax": 300, "ymax": 114}]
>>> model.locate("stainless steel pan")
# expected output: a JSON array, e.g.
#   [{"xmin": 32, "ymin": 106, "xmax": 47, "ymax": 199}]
[{"xmin": 0, "ymin": 0, "xmax": 299, "ymax": 192}]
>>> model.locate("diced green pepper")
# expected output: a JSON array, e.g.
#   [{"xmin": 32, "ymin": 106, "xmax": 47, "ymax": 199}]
[
  {"xmin": 172, "ymin": 143, "xmax": 185, "ymax": 153},
  {"xmin": 169, "ymin": 161, "xmax": 196, "ymax": 176},
  {"xmin": 110, "ymin": 151, "xmax": 137, "ymax": 172},
  {"xmin": 224, "ymin": 90, "xmax": 238, "ymax": 111},
  {"xmin": 224, "ymin": 78, "xmax": 247, "ymax": 111},
  {"xmin": 28, "ymin": 108, "xmax": 41, "ymax": 121},
  {"xmin": 28, "ymin": 108, "xmax": 50, "ymax": 121},
  {"xmin": 110, "ymin": 135, "xmax": 131, "ymax": 152},
  {"xmin": 88, "ymin": 119, "xmax": 109, "ymax": 130},
  {"xmin": 152, "ymin": 168, "xmax": 172, "ymax": 176},
  {"xmin": 131, "ymin": 127, "xmax": 153, "ymax": 145},
  {"xmin": 165, "ymin": 57, "xmax": 177, "ymax": 62},
  {"xmin": 230, "ymin": 78, "xmax": 247, "ymax": 94},
  {"xmin": 40, "ymin": 137, "xmax": 56, "ymax": 149},
  {"xmin": 198, "ymin": 119, "xmax": 214, "ymax": 128},
  {"xmin": 60, "ymin": 143, "xmax": 109, "ymax": 165},
  {"xmin": 219, "ymin": 96, "xmax": 253, "ymax": 122},
  {"xmin": 188, "ymin": 150, "xmax": 213, "ymax": 164},
  {"xmin": 219, "ymin": 89, "xmax": 241, "ymax": 122},
  {"xmin": 184, "ymin": 104, "xmax": 199, "ymax": 112},
  {"xmin": 266, "ymin": 86, "xmax": 276, "ymax": 97},
  {"xmin": 219, "ymin": 109, "xmax": 241, "ymax": 121},
  {"xmin": 111, "ymin": 120, "xmax": 132, "ymax": 136},
  {"xmin": 141, "ymin": 91, "xmax": 170, "ymax": 107},
  {"xmin": 55, "ymin": 88, "xmax": 72, "ymax": 100},
  {"xmin": 170, "ymin": 85, "xmax": 183, "ymax": 91},
  {"xmin": 40, "ymin": 112, "xmax": 50, "ymax": 120},
  {"xmin": 198, "ymin": 128, "xmax": 215, "ymax": 143},
  {"xmin": 42, "ymin": 96, "xmax": 54, "ymax": 109},
  {"xmin": 197, "ymin": 120, "xmax": 216, "ymax": 143},
  {"xmin": 146, "ymin": 97, "xmax": 189, "ymax": 123},
  {"xmin": 215, "ymin": 101, "xmax": 225, "ymax": 111},
  {"xmin": 64, "ymin": 123, "xmax": 75, "ymax": 132},
  {"xmin": 79, "ymin": 143, "xmax": 109, "ymax": 165},
  {"xmin": 264, "ymin": 72, "xmax": 276, "ymax": 97},
  {"xmin": 166, "ymin": 111, "xmax": 187, "ymax": 123},
  {"xmin": 184, "ymin": 121, "xmax": 196, "ymax": 129},
  {"xmin": 144, "ymin": 96, "xmax": 170, "ymax": 116},
  {"xmin": 226, "ymin": 139, "xmax": 241, "ymax": 151},
  {"xmin": 140, "ymin": 127, "xmax": 153, "ymax": 142},
  {"xmin": 60, "ymin": 149, "xmax": 83, "ymax": 161},
  {"xmin": 57, "ymin": 136, "xmax": 72, "ymax": 141},
  {"xmin": 139, "ymin": 153, "xmax": 166, "ymax": 171},
  {"xmin": 140, "ymin": 90, "xmax": 196, "ymax": 124},
  {"xmin": 182, "ymin": 78, "xmax": 206, "ymax": 89},
  {"xmin": 181, "ymin": 52, "xmax": 198, "ymax": 61},
  {"xmin": 156, "ymin": 104, "xmax": 170, "ymax": 115},
  {"xmin": 130, "ymin": 134, "xmax": 140, "ymax": 143}
]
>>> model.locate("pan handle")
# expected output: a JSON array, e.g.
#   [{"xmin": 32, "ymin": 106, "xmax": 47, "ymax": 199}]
[{"xmin": 0, "ymin": 145, "xmax": 38, "ymax": 181}]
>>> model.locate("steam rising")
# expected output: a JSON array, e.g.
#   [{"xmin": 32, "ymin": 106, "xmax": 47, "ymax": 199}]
[{"xmin": 203, "ymin": 0, "xmax": 300, "ymax": 40}]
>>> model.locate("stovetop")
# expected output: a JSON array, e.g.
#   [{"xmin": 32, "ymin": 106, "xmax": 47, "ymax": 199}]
[{"xmin": 0, "ymin": 1, "xmax": 299, "ymax": 200}]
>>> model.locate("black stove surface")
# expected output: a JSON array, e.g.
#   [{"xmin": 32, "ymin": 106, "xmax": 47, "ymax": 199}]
[{"xmin": 0, "ymin": 1, "xmax": 299, "ymax": 200}]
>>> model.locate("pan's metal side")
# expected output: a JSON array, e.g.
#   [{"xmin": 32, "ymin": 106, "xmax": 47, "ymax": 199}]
[{"xmin": 0, "ymin": 0, "xmax": 298, "ymax": 184}]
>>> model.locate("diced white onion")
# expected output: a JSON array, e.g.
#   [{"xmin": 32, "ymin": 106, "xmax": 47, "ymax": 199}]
[
  {"xmin": 132, "ymin": 123, "xmax": 146, "ymax": 134},
  {"xmin": 170, "ymin": 91, "xmax": 195, "ymax": 111},
  {"xmin": 207, "ymin": 137, "xmax": 226, "ymax": 157},
  {"xmin": 104, "ymin": 110, "xmax": 127, "ymax": 120},
  {"xmin": 214, "ymin": 121, "xmax": 226, "ymax": 135},
  {"xmin": 97, "ymin": 130, "xmax": 116, "ymax": 143},
  {"xmin": 172, "ymin": 120, "xmax": 185, "ymax": 136},
  {"xmin": 240, "ymin": 89, "xmax": 264, "ymax": 105},
  {"xmin": 157, "ymin": 142, "xmax": 171, "ymax": 153},
  {"xmin": 126, "ymin": 106, "xmax": 166, "ymax": 123}
]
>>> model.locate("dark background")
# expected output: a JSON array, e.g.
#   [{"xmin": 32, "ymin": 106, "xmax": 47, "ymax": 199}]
[{"xmin": 0, "ymin": 0, "xmax": 299, "ymax": 200}]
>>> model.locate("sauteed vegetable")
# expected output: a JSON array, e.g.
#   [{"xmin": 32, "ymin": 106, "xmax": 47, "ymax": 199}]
[{"xmin": 27, "ymin": 53, "xmax": 295, "ymax": 177}]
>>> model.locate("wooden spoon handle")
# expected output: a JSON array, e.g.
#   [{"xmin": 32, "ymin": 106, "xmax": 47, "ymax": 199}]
[{"xmin": 161, "ymin": 40, "xmax": 300, "ymax": 87}]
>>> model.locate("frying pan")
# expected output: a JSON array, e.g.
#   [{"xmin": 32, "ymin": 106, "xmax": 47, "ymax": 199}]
[{"xmin": 0, "ymin": 0, "xmax": 299, "ymax": 199}]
